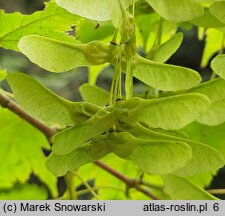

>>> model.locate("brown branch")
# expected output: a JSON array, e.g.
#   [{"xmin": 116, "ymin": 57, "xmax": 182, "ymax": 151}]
[
  {"xmin": 0, "ymin": 92, "xmax": 58, "ymax": 142},
  {"xmin": 0, "ymin": 91, "xmax": 161, "ymax": 200},
  {"xmin": 94, "ymin": 161, "xmax": 161, "ymax": 200}
]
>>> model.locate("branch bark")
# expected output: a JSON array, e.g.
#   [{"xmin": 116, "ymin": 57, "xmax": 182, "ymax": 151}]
[
  {"xmin": 0, "ymin": 92, "xmax": 58, "ymax": 142},
  {"xmin": 94, "ymin": 161, "xmax": 161, "ymax": 200},
  {"xmin": 0, "ymin": 91, "xmax": 161, "ymax": 200}
]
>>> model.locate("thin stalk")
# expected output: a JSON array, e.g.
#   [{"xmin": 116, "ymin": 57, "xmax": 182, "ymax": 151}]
[
  {"xmin": 138, "ymin": 179, "xmax": 164, "ymax": 190},
  {"xmin": 210, "ymin": 33, "xmax": 225, "ymax": 80},
  {"xmin": 118, "ymin": 0, "xmax": 126, "ymax": 17},
  {"xmin": 125, "ymin": 59, "xmax": 133, "ymax": 99},
  {"xmin": 107, "ymin": 71, "xmax": 116, "ymax": 105},
  {"xmin": 134, "ymin": 184, "xmax": 159, "ymax": 199},
  {"xmin": 108, "ymin": 50, "xmax": 123, "ymax": 104},
  {"xmin": 207, "ymin": 189, "xmax": 225, "ymax": 195},
  {"xmin": 152, "ymin": 17, "xmax": 163, "ymax": 49},
  {"xmin": 74, "ymin": 172, "xmax": 100, "ymax": 199},
  {"xmin": 132, "ymin": 0, "xmax": 135, "ymax": 17},
  {"xmin": 114, "ymin": 65, "xmax": 119, "ymax": 101},
  {"xmin": 116, "ymin": 52, "xmax": 123, "ymax": 99},
  {"xmin": 107, "ymin": 29, "xmax": 120, "ymax": 105},
  {"xmin": 0, "ymin": 89, "xmax": 14, "ymax": 98},
  {"xmin": 156, "ymin": 18, "xmax": 163, "ymax": 46},
  {"xmin": 147, "ymin": 18, "xmax": 163, "ymax": 97},
  {"xmin": 65, "ymin": 172, "xmax": 77, "ymax": 200},
  {"xmin": 156, "ymin": 18, "xmax": 163, "ymax": 45},
  {"xmin": 77, "ymin": 186, "xmax": 125, "ymax": 197},
  {"xmin": 117, "ymin": 66, "xmax": 122, "ymax": 99}
]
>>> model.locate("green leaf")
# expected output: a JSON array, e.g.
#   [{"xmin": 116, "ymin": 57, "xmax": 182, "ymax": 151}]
[
  {"xmin": 135, "ymin": 13, "xmax": 160, "ymax": 49},
  {"xmin": 193, "ymin": 0, "xmax": 218, "ymax": 2},
  {"xmin": 146, "ymin": 0, "xmax": 204, "ymax": 23},
  {"xmin": 56, "ymin": 0, "xmax": 111, "ymax": 21},
  {"xmin": 56, "ymin": 0, "xmax": 135, "ymax": 27},
  {"xmin": 18, "ymin": 35, "xmax": 111, "ymax": 72},
  {"xmin": 173, "ymin": 140, "xmax": 224, "ymax": 176},
  {"xmin": 201, "ymin": 29, "xmax": 224, "ymax": 67},
  {"xmin": 0, "ymin": 2, "xmax": 80, "ymax": 51},
  {"xmin": 151, "ymin": 32, "xmax": 183, "ymax": 63},
  {"xmin": 50, "ymin": 130, "xmax": 191, "ymax": 176},
  {"xmin": 77, "ymin": 20, "xmax": 115, "ymax": 43},
  {"xmin": 187, "ymin": 78, "xmax": 225, "ymax": 125},
  {"xmin": 47, "ymin": 145, "xmax": 94, "ymax": 176},
  {"xmin": 147, "ymin": 127, "xmax": 188, "ymax": 139},
  {"xmin": 188, "ymin": 78, "xmax": 225, "ymax": 102},
  {"xmin": 211, "ymin": 54, "xmax": 225, "ymax": 80},
  {"xmin": 79, "ymin": 84, "xmax": 109, "ymax": 106},
  {"xmin": 93, "ymin": 132, "xmax": 192, "ymax": 175},
  {"xmin": 196, "ymin": 100, "xmax": 225, "ymax": 126},
  {"xmin": 88, "ymin": 65, "xmax": 108, "ymax": 85},
  {"xmin": 0, "ymin": 69, "xmax": 7, "ymax": 81},
  {"xmin": 52, "ymin": 108, "xmax": 126, "ymax": 155},
  {"xmin": 209, "ymin": 1, "xmax": 225, "ymax": 24},
  {"xmin": 163, "ymin": 175, "xmax": 218, "ymax": 200},
  {"xmin": 7, "ymin": 72, "xmax": 99, "ymax": 125},
  {"xmin": 187, "ymin": 172, "xmax": 214, "ymax": 188},
  {"xmin": 0, "ymin": 184, "xmax": 48, "ymax": 200},
  {"xmin": 133, "ymin": 54, "xmax": 201, "ymax": 91},
  {"xmin": 181, "ymin": 121, "xmax": 225, "ymax": 157},
  {"xmin": 47, "ymin": 138, "xmax": 110, "ymax": 176},
  {"xmin": 118, "ymin": 93, "xmax": 210, "ymax": 130},
  {"xmin": 191, "ymin": 8, "xmax": 225, "ymax": 28},
  {"xmin": 119, "ymin": 122, "xmax": 225, "ymax": 176},
  {"xmin": 0, "ymin": 108, "xmax": 57, "ymax": 197}
]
